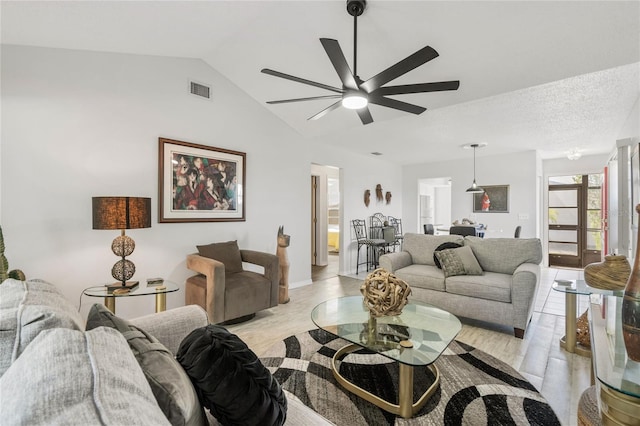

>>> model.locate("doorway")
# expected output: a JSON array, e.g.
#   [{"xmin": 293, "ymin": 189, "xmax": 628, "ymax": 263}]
[
  {"xmin": 548, "ymin": 174, "xmax": 603, "ymax": 268},
  {"xmin": 310, "ymin": 164, "xmax": 341, "ymax": 281}
]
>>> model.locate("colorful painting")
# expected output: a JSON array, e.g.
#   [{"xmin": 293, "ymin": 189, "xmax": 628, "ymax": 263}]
[{"xmin": 159, "ymin": 138, "xmax": 245, "ymax": 222}]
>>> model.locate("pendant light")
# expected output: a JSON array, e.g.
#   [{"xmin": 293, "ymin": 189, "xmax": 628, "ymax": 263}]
[{"xmin": 466, "ymin": 143, "xmax": 484, "ymax": 193}]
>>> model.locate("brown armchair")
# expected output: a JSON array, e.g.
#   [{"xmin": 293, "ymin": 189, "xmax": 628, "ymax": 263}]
[{"xmin": 185, "ymin": 247, "xmax": 279, "ymax": 324}]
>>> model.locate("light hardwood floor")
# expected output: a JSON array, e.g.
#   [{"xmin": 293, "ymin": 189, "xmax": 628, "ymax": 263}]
[{"xmin": 225, "ymin": 265, "xmax": 591, "ymax": 426}]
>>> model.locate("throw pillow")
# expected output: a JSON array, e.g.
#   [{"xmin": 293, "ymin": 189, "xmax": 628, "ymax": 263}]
[
  {"xmin": 177, "ymin": 325, "xmax": 287, "ymax": 426},
  {"xmin": 435, "ymin": 249, "xmax": 466, "ymax": 277},
  {"xmin": 0, "ymin": 279, "xmax": 84, "ymax": 378},
  {"xmin": 433, "ymin": 242, "xmax": 463, "ymax": 269},
  {"xmin": 0, "ymin": 327, "xmax": 171, "ymax": 425},
  {"xmin": 86, "ymin": 304, "xmax": 206, "ymax": 426},
  {"xmin": 455, "ymin": 245, "xmax": 484, "ymax": 275},
  {"xmin": 197, "ymin": 240, "xmax": 243, "ymax": 273}
]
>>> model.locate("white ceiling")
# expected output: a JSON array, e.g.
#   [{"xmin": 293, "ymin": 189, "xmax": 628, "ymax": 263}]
[{"xmin": 2, "ymin": 1, "xmax": 639, "ymax": 165}]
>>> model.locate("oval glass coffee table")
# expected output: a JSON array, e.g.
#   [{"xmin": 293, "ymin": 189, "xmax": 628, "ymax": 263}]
[{"xmin": 311, "ymin": 295, "xmax": 461, "ymax": 418}]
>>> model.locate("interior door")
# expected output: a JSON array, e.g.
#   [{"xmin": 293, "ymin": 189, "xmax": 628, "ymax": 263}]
[
  {"xmin": 549, "ymin": 185, "xmax": 582, "ymax": 268},
  {"xmin": 311, "ymin": 175, "xmax": 319, "ymax": 265}
]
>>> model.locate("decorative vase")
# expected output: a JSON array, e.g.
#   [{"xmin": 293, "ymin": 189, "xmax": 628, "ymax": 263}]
[
  {"xmin": 622, "ymin": 205, "xmax": 640, "ymax": 362},
  {"xmin": 584, "ymin": 255, "xmax": 631, "ymax": 291}
]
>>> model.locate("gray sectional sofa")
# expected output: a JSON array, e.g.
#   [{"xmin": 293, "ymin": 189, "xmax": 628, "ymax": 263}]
[
  {"xmin": 379, "ymin": 233, "xmax": 542, "ymax": 338},
  {"xmin": 0, "ymin": 279, "xmax": 332, "ymax": 425}
]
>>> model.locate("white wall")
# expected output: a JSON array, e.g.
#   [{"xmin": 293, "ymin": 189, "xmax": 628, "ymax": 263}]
[
  {"xmin": 309, "ymin": 145, "xmax": 403, "ymax": 275},
  {"xmin": 1, "ymin": 45, "xmax": 401, "ymax": 318},
  {"xmin": 403, "ymin": 151, "xmax": 539, "ymax": 239}
]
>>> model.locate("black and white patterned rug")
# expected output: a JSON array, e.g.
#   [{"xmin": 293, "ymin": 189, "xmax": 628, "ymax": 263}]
[{"xmin": 260, "ymin": 329, "xmax": 560, "ymax": 425}]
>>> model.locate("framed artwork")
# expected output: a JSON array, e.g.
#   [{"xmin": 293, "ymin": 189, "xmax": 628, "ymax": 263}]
[
  {"xmin": 158, "ymin": 137, "xmax": 245, "ymax": 222},
  {"xmin": 473, "ymin": 185, "xmax": 509, "ymax": 213}
]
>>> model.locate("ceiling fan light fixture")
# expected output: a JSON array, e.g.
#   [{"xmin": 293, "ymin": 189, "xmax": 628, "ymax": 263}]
[{"xmin": 342, "ymin": 92, "xmax": 368, "ymax": 109}]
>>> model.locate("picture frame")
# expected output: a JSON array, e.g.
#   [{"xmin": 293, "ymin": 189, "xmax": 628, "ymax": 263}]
[
  {"xmin": 473, "ymin": 185, "xmax": 509, "ymax": 213},
  {"xmin": 158, "ymin": 137, "xmax": 245, "ymax": 222}
]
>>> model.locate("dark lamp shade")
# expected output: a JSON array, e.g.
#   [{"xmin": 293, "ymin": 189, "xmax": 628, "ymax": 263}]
[{"xmin": 92, "ymin": 197, "xmax": 151, "ymax": 230}]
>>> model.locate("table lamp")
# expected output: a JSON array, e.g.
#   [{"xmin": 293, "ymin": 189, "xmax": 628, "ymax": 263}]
[{"xmin": 92, "ymin": 196, "xmax": 151, "ymax": 290}]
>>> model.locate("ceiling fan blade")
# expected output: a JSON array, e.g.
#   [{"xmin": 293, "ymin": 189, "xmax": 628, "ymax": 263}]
[
  {"xmin": 267, "ymin": 95, "xmax": 342, "ymax": 105},
  {"xmin": 369, "ymin": 96, "xmax": 426, "ymax": 115},
  {"xmin": 376, "ymin": 81, "xmax": 460, "ymax": 96},
  {"xmin": 360, "ymin": 46, "xmax": 439, "ymax": 93},
  {"xmin": 308, "ymin": 100, "xmax": 342, "ymax": 121},
  {"xmin": 261, "ymin": 68, "xmax": 343, "ymax": 94},
  {"xmin": 357, "ymin": 107, "xmax": 374, "ymax": 125},
  {"xmin": 320, "ymin": 38, "xmax": 358, "ymax": 90}
]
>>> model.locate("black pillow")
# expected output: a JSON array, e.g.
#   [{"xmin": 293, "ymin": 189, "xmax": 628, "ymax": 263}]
[
  {"xmin": 177, "ymin": 325, "xmax": 287, "ymax": 426},
  {"xmin": 433, "ymin": 242, "xmax": 463, "ymax": 269}
]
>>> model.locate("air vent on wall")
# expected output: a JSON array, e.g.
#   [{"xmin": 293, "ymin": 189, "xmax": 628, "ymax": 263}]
[{"xmin": 190, "ymin": 81, "xmax": 211, "ymax": 99}]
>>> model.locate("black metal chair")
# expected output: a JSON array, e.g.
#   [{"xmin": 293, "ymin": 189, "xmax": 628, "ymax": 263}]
[
  {"xmin": 388, "ymin": 216, "xmax": 404, "ymax": 250},
  {"xmin": 514, "ymin": 226, "xmax": 521, "ymax": 238},
  {"xmin": 352, "ymin": 219, "xmax": 387, "ymax": 274},
  {"xmin": 423, "ymin": 224, "xmax": 435, "ymax": 235},
  {"xmin": 449, "ymin": 226, "xmax": 477, "ymax": 237}
]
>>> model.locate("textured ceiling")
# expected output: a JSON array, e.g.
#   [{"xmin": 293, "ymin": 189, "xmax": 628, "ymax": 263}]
[{"xmin": 2, "ymin": 1, "xmax": 639, "ymax": 164}]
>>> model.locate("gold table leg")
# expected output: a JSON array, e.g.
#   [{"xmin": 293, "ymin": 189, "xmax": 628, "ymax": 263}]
[
  {"xmin": 331, "ymin": 343, "xmax": 440, "ymax": 419},
  {"xmin": 155, "ymin": 292, "xmax": 166, "ymax": 313},
  {"xmin": 563, "ymin": 292, "xmax": 577, "ymax": 353},
  {"xmin": 104, "ymin": 297, "xmax": 115, "ymax": 314}
]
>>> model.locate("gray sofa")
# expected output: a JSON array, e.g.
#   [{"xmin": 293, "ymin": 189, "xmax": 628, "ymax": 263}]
[
  {"xmin": 0, "ymin": 279, "xmax": 332, "ymax": 425},
  {"xmin": 379, "ymin": 233, "xmax": 542, "ymax": 338}
]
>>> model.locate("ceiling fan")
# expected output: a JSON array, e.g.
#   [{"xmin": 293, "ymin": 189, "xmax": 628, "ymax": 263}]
[{"xmin": 261, "ymin": 0, "xmax": 460, "ymax": 125}]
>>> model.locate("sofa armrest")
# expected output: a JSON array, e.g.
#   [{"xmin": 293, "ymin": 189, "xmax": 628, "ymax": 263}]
[
  {"xmin": 130, "ymin": 305, "xmax": 208, "ymax": 356},
  {"xmin": 186, "ymin": 253, "xmax": 225, "ymax": 324},
  {"xmin": 511, "ymin": 262, "xmax": 541, "ymax": 330},
  {"xmin": 241, "ymin": 249, "xmax": 280, "ymax": 306},
  {"xmin": 379, "ymin": 251, "xmax": 413, "ymax": 273}
]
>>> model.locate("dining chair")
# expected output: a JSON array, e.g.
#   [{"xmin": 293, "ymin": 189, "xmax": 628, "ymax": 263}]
[
  {"xmin": 423, "ymin": 224, "xmax": 435, "ymax": 235},
  {"xmin": 352, "ymin": 219, "xmax": 386, "ymax": 274}
]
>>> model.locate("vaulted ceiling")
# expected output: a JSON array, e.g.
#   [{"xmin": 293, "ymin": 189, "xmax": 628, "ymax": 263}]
[{"xmin": 2, "ymin": 1, "xmax": 639, "ymax": 164}]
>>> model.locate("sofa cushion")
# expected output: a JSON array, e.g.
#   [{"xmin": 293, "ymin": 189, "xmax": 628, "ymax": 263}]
[
  {"xmin": 433, "ymin": 242, "xmax": 462, "ymax": 269},
  {"xmin": 177, "ymin": 324, "xmax": 287, "ymax": 426},
  {"xmin": 86, "ymin": 304, "xmax": 206, "ymax": 426},
  {"xmin": 464, "ymin": 237, "xmax": 542, "ymax": 275},
  {"xmin": 197, "ymin": 240, "xmax": 243, "ymax": 273},
  {"xmin": 0, "ymin": 279, "xmax": 84, "ymax": 378},
  {"xmin": 393, "ymin": 264, "xmax": 446, "ymax": 291},
  {"xmin": 402, "ymin": 233, "xmax": 465, "ymax": 266},
  {"xmin": 0, "ymin": 327, "xmax": 171, "ymax": 425},
  {"xmin": 446, "ymin": 271, "xmax": 512, "ymax": 303},
  {"xmin": 453, "ymin": 245, "xmax": 483, "ymax": 276}
]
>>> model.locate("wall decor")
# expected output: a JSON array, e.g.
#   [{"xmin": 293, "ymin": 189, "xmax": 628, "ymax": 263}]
[
  {"xmin": 376, "ymin": 184, "xmax": 383, "ymax": 202},
  {"xmin": 472, "ymin": 185, "xmax": 509, "ymax": 213},
  {"xmin": 158, "ymin": 137, "xmax": 245, "ymax": 222},
  {"xmin": 364, "ymin": 189, "xmax": 371, "ymax": 207},
  {"xmin": 385, "ymin": 191, "xmax": 392, "ymax": 204}
]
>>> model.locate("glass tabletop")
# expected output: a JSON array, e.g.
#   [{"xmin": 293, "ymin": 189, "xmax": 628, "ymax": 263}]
[
  {"xmin": 83, "ymin": 280, "xmax": 179, "ymax": 298},
  {"xmin": 590, "ymin": 296, "xmax": 640, "ymax": 398},
  {"xmin": 311, "ymin": 296, "xmax": 461, "ymax": 367},
  {"xmin": 552, "ymin": 279, "xmax": 621, "ymax": 296}
]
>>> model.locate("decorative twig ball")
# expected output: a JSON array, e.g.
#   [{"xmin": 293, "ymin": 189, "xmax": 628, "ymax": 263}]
[{"xmin": 361, "ymin": 268, "xmax": 411, "ymax": 317}]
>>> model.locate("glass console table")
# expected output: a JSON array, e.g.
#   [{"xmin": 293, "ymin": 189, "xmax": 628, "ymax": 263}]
[
  {"xmin": 311, "ymin": 296, "xmax": 461, "ymax": 418},
  {"xmin": 83, "ymin": 280, "xmax": 179, "ymax": 314},
  {"xmin": 589, "ymin": 296, "xmax": 640, "ymax": 424},
  {"xmin": 552, "ymin": 280, "xmax": 619, "ymax": 356}
]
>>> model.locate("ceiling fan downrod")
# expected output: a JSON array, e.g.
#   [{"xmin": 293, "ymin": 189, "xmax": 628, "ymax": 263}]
[{"xmin": 347, "ymin": 0, "xmax": 366, "ymax": 79}]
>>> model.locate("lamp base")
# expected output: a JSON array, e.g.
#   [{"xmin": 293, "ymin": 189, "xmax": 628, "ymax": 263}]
[{"xmin": 105, "ymin": 281, "xmax": 139, "ymax": 293}]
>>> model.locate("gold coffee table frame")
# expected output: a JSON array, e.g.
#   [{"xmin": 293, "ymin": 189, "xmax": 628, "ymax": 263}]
[
  {"xmin": 311, "ymin": 296, "xmax": 461, "ymax": 419},
  {"xmin": 331, "ymin": 343, "xmax": 440, "ymax": 418}
]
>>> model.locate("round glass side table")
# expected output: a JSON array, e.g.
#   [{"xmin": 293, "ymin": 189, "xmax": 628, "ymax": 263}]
[{"xmin": 83, "ymin": 280, "xmax": 179, "ymax": 314}]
